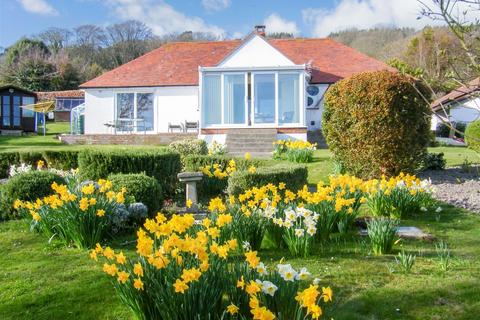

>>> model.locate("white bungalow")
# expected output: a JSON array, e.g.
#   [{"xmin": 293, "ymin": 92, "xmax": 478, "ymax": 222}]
[{"xmin": 79, "ymin": 26, "xmax": 391, "ymax": 148}]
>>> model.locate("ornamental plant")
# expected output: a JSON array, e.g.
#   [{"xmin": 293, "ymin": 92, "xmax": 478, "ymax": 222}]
[
  {"xmin": 15, "ymin": 179, "xmax": 126, "ymax": 249},
  {"xmin": 465, "ymin": 120, "xmax": 480, "ymax": 153},
  {"xmin": 365, "ymin": 173, "xmax": 435, "ymax": 219},
  {"xmin": 367, "ymin": 218, "xmax": 398, "ymax": 255},
  {"xmin": 91, "ymin": 213, "xmax": 333, "ymax": 319},
  {"xmin": 323, "ymin": 70, "xmax": 431, "ymax": 178},
  {"xmin": 208, "ymin": 140, "xmax": 227, "ymax": 155},
  {"xmin": 273, "ymin": 140, "xmax": 316, "ymax": 163}
]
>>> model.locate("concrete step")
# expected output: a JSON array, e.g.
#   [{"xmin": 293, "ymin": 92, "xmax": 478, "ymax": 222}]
[
  {"xmin": 226, "ymin": 128, "xmax": 276, "ymax": 155},
  {"xmin": 228, "ymin": 151, "xmax": 272, "ymax": 158}
]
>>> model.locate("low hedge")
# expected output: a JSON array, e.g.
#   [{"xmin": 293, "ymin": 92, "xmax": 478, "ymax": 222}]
[
  {"xmin": 108, "ymin": 173, "xmax": 163, "ymax": 215},
  {"xmin": 78, "ymin": 148, "xmax": 181, "ymax": 196},
  {"xmin": 43, "ymin": 150, "xmax": 79, "ymax": 170},
  {"xmin": 0, "ymin": 150, "xmax": 80, "ymax": 178},
  {"xmin": 227, "ymin": 164, "xmax": 308, "ymax": 195},
  {"xmin": 183, "ymin": 155, "xmax": 264, "ymax": 199},
  {"xmin": 0, "ymin": 171, "xmax": 65, "ymax": 220}
]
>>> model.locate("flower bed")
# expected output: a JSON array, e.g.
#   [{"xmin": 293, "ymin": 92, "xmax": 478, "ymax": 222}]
[{"xmin": 273, "ymin": 140, "xmax": 317, "ymax": 163}]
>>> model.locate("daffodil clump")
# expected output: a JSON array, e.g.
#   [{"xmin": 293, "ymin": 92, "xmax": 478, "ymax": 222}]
[
  {"xmin": 273, "ymin": 140, "xmax": 317, "ymax": 163},
  {"xmin": 208, "ymin": 140, "xmax": 227, "ymax": 155},
  {"xmin": 365, "ymin": 173, "xmax": 435, "ymax": 219},
  {"xmin": 91, "ymin": 213, "xmax": 333, "ymax": 319},
  {"xmin": 14, "ymin": 179, "xmax": 126, "ymax": 249},
  {"xmin": 200, "ymin": 159, "xmax": 237, "ymax": 179},
  {"xmin": 226, "ymin": 250, "xmax": 333, "ymax": 319}
]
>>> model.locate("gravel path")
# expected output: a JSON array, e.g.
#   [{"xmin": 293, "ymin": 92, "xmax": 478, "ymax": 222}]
[{"xmin": 419, "ymin": 166, "xmax": 480, "ymax": 213}]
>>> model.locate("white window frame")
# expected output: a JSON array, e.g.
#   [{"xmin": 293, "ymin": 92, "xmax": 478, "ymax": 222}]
[
  {"xmin": 200, "ymin": 68, "xmax": 305, "ymax": 129},
  {"xmin": 114, "ymin": 91, "xmax": 156, "ymax": 134}
]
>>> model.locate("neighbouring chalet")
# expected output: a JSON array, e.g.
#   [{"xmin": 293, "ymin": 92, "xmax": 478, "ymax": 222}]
[
  {"xmin": 431, "ymin": 77, "xmax": 480, "ymax": 135},
  {"xmin": 79, "ymin": 26, "xmax": 392, "ymax": 148},
  {"xmin": 36, "ymin": 90, "xmax": 85, "ymax": 122}
]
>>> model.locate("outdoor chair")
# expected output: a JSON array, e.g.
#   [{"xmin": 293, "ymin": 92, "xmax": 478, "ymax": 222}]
[
  {"xmin": 168, "ymin": 122, "xmax": 184, "ymax": 133},
  {"xmin": 184, "ymin": 120, "xmax": 199, "ymax": 132}
]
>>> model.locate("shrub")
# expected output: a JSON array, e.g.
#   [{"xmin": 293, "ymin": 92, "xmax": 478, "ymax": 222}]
[
  {"xmin": 78, "ymin": 148, "xmax": 181, "ymax": 196},
  {"xmin": 90, "ymin": 212, "xmax": 333, "ymax": 320},
  {"xmin": 19, "ymin": 151, "xmax": 45, "ymax": 166},
  {"xmin": 169, "ymin": 139, "xmax": 208, "ymax": 160},
  {"xmin": 465, "ymin": 120, "xmax": 480, "ymax": 153},
  {"xmin": 208, "ymin": 140, "xmax": 227, "ymax": 155},
  {"xmin": 323, "ymin": 70, "xmax": 431, "ymax": 178},
  {"xmin": 0, "ymin": 171, "xmax": 65, "ymax": 220},
  {"xmin": 0, "ymin": 152, "xmax": 20, "ymax": 178},
  {"xmin": 16, "ymin": 180, "xmax": 126, "ymax": 248},
  {"xmin": 108, "ymin": 173, "xmax": 162, "ymax": 215},
  {"xmin": 227, "ymin": 165, "xmax": 307, "ymax": 195},
  {"xmin": 367, "ymin": 218, "xmax": 398, "ymax": 255},
  {"xmin": 422, "ymin": 152, "xmax": 446, "ymax": 170},
  {"xmin": 43, "ymin": 150, "xmax": 79, "ymax": 170},
  {"xmin": 435, "ymin": 123, "xmax": 450, "ymax": 138},
  {"xmin": 183, "ymin": 155, "xmax": 262, "ymax": 199}
]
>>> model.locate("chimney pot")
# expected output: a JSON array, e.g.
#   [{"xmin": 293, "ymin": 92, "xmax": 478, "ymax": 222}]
[{"xmin": 254, "ymin": 25, "xmax": 266, "ymax": 37}]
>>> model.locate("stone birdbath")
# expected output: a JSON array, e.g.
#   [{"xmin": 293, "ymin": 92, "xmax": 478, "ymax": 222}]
[{"xmin": 177, "ymin": 172, "xmax": 203, "ymax": 212}]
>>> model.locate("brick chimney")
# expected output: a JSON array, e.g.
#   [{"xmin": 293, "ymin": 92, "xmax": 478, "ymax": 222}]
[{"xmin": 254, "ymin": 25, "xmax": 266, "ymax": 37}]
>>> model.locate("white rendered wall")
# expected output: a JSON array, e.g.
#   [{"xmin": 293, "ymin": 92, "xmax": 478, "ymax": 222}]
[
  {"xmin": 199, "ymin": 134, "xmax": 227, "ymax": 145},
  {"xmin": 219, "ymin": 35, "xmax": 294, "ymax": 68},
  {"xmin": 84, "ymin": 89, "xmax": 115, "ymax": 134},
  {"xmin": 156, "ymin": 86, "xmax": 199, "ymax": 132},
  {"xmin": 84, "ymin": 86, "xmax": 199, "ymax": 134}
]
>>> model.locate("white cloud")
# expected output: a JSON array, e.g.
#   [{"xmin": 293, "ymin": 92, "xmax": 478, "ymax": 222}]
[
  {"xmin": 17, "ymin": 0, "xmax": 58, "ymax": 15},
  {"xmin": 106, "ymin": 0, "xmax": 225, "ymax": 37},
  {"xmin": 201, "ymin": 0, "xmax": 231, "ymax": 12},
  {"xmin": 264, "ymin": 13, "xmax": 300, "ymax": 36},
  {"xmin": 302, "ymin": 0, "xmax": 480, "ymax": 37}
]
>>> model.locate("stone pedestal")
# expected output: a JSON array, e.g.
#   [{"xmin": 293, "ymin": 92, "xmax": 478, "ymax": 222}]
[{"xmin": 177, "ymin": 172, "xmax": 203, "ymax": 211}]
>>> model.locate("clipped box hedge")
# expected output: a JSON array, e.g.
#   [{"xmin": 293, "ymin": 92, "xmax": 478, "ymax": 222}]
[
  {"xmin": 0, "ymin": 171, "xmax": 65, "ymax": 220},
  {"xmin": 227, "ymin": 164, "xmax": 308, "ymax": 195},
  {"xmin": 183, "ymin": 155, "xmax": 264, "ymax": 199},
  {"xmin": 108, "ymin": 173, "xmax": 163, "ymax": 215},
  {"xmin": 0, "ymin": 150, "xmax": 80, "ymax": 178},
  {"xmin": 78, "ymin": 148, "xmax": 181, "ymax": 196}
]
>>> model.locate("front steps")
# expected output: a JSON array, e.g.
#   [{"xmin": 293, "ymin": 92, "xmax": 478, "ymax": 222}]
[{"xmin": 226, "ymin": 128, "xmax": 276, "ymax": 157}]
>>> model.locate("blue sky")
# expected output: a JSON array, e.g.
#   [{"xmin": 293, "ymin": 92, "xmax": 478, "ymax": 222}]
[{"xmin": 1, "ymin": 0, "xmax": 475, "ymax": 48}]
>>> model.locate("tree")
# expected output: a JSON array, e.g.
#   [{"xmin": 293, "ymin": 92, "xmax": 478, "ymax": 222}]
[
  {"xmin": 38, "ymin": 27, "xmax": 72, "ymax": 53},
  {"xmin": 4, "ymin": 38, "xmax": 49, "ymax": 65}
]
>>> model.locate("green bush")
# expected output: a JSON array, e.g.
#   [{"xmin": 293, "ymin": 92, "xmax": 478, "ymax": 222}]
[
  {"xmin": 108, "ymin": 173, "xmax": 163, "ymax": 214},
  {"xmin": 227, "ymin": 164, "xmax": 308, "ymax": 195},
  {"xmin": 169, "ymin": 139, "xmax": 208, "ymax": 160},
  {"xmin": 367, "ymin": 218, "xmax": 398, "ymax": 255},
  {"xmin": 0, "ymin": 152, "xmax": 20, "ymax": 178},
  {"xmin": 421, "ymin": 152, "xmax": 446, "ymax": 170},
  {"xmin": 465, "ymin": 120, "xmax": 480, "ymax": 153},
  {"xmin": 323, "ymin": 70, "xmax": 431, "ymax": 178},
  {"xmin": 183, "ymin": 155, "xmax": 263, "ymax": 199},
  {"xmin": 0, "ymin": 171, "xmax": 65, "ymax": 220},
  {"xmin": 78, "ymin": 148, "xmax": 181, "ymax": 196},
  {"xmin": 43, "ymin": 150, "xmax": 79, "ymax": 170},
  {"xmin": 19, "ymin": 152, "xmax": 45, "ymax": 166}
]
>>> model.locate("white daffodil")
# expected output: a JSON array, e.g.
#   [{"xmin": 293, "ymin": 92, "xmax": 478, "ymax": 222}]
[
  {"xmin": 313, "ymin": 277, "xmax": 321, "ymax": 285},
  {"xmin": 296, "ymin": 267, "xmax": 311, "ymax": 280},
  {"xmin": 295, "ymin": 228, "xmax": 305, "ymax": 237},
  {"xmin": 277, "ymin": 264, "xmax": 297, "ymax": 282},
  {"xmin": 435, "ymin": 207, "xmax": 442, "ymax": 213},
  {"xmin": 256, "ymin": 262, "xmax": 268, "ymax": 275},
  {"xmin": 261, "ymin": 281, "xmax": 278, "ymax": 296}
]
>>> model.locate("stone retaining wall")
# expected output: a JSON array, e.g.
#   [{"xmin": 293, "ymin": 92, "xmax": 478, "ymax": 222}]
[{"xmin": 59, "ymin": 133, "xmax": 196, "ymax": 145}]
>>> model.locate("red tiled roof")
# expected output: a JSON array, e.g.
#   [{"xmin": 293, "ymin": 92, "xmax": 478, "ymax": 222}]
[
  {"xmin": 36, "ymin": 90, "xmax": 84, "ymax": 101},
  {"xmin": 80, "ymin": 38, "xmax": 392, "ymax": 88},
  {"xmin": 431, "ymin": 77, "xmax": 480, "ymax": 110}
]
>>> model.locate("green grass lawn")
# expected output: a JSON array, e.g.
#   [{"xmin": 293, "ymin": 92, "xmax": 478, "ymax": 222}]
[
  {"xmin": 1, "ymin": 205, "xmax": 479, "ymax": 319},
  {"xmin": 0, "ymin": 122, "xmax": 70, "ymax": 151}
]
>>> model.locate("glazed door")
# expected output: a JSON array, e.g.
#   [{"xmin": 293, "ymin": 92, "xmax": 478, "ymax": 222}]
[{"xmin": 1, "ymin": 95, "xmax": 22, "ymax": 129}]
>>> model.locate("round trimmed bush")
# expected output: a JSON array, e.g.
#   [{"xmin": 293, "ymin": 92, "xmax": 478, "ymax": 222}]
[
  {"xmin": 108, "ymin": 173, "xmax": 163, "ymax": 215},
  {"xmin": 169, "ymin": 139, "xmax": 208, "ymax": 159},
  {"xmin": 0, "ymin": 171, "xmax": 65, "ymax": 220},
  {"xmin": 322, "ymin": 70, "xmax": 431, "ymax": 178},
  {"xmin": 465, "ymin": 120, "xmax": 480, "ymax": 153}
]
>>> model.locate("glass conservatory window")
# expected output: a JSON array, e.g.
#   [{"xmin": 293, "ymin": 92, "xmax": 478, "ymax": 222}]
[
  {"xmin": 278, "ymin": 74, "xmax": 299, "ymax": 124},
  {"xmin": 202, "ymin": 75, "xmax": 221, "ymax": 126},
  {"xmin": 253, "ymin": 73, "xmax": 275, "ymax": 124},
  {"xmin": 223, "ymin": 74, "xmax": 246, "ymax": 124}
]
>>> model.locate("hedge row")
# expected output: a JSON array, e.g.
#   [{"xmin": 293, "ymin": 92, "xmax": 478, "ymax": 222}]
[
  {"xmin": 0, "ymin": 150, "xmax": 80, "ymax": 178},
  {"xmin": 78, "ymin": 148, "xmax": 181, "ymax": 196},
  {"xmin": 227, "ymin": 164, "xmax": 308, "ymax": 195}
]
